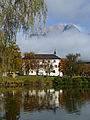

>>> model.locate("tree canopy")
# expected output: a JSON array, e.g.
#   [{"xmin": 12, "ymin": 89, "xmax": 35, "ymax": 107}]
[
  {"xmin": 0, "ymin": 0, "xmax": 47, "ymax": 45},
  {"xmin": 64, "ymin": 53, "xmax": 81, "ymax": 76},
  {"xmin": 0, "ymin": 0, "xmax": 47, "ymax": 75},
  {"xmin": 0, "ymin": 42, "xmax": 22, "ymax": 75}
]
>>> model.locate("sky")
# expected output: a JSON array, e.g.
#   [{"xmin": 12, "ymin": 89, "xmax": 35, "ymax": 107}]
[
  {"xmin": 45, "ymin": 0, "xmax": 90, "ymax": 33},
  {"xmin": 17, "ymin": 0, "xmax": 90, "ymax": 61}
]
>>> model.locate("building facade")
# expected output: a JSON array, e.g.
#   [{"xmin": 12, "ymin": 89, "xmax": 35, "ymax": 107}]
[{"xmin": 23, "ymin": 53, "xmax": 63, "ymax": 77}]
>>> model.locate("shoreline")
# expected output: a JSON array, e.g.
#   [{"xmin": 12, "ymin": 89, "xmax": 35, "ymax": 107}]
[{"xmin": 0, "ymin": 75, "xmax": 90, "ymax": 87}]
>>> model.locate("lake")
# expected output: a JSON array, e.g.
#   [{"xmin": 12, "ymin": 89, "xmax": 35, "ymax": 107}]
[{"xmin": 0, "ymin": 87, "xmax": 90, "ymax": 120}]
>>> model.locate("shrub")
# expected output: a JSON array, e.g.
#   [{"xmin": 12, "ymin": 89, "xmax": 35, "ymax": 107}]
[{"xmin": 53, "ymin": 77, "xmax": 63, "ymax": 85}]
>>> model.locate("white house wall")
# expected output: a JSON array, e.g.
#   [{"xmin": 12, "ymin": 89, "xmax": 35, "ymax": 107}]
[{"xmin": 24, "ymin": 59, "xmax": 63, "ymax": 77}]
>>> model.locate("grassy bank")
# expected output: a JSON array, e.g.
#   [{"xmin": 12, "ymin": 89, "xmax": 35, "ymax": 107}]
[
  {"xmin": 0, "ymin": 75, "xmax": 90, "ymax": 88},
  {"xmin": 0, "ymin": 75, "xmax": 54, "ymax": 87},
  {"xmin": 53, "ymin": 76, "xmax": 90, "ymax": 87},
  {"xmin": 53, "ymin": 76, "xmax": 90, "ymax": 91}
]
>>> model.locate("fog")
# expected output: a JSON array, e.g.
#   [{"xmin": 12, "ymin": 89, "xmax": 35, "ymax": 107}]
[
  {"xmin": 17, "ymin": 30, "xmax": 90, "ymax": 61},
  {"xmin": 16, "ymin": 0, "xmax": 90, "ymax": 61}
]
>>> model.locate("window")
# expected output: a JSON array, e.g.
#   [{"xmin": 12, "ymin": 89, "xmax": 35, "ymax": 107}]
[
  {"xmin": 55, "ymin": 65, "xmax": 57, "ymax": 68},
  {"xmin": 54, "ymin": 60, "xmax": 56, "ymax": 63},
  {"xmin": 46, "ymin": 71, "xmax": 48, "ymax": 73},
  {"xmin": 44, "ymin": 65, "xmax": 47, "ymax": 69},
  {"xmin": 48, "ymin": 60, "xmax": 50, "ymax": 63},
  {"xmin": 42, "ymin": 60, "xmax": 45, "ymax": 63},
  {"xmin": 31, "ymin": 71, "xmax": 33, "ymax": 73},
  {"xmin": 53, "ymin": 70, "xmax": 55, "ymax": 73},
  {"xmin": 40, "ymin": 64, "xmax": 43, "ymax": 68},
  {"xmin": 50, "ymin": 64, "xmax": 53, "ymax": 68}
]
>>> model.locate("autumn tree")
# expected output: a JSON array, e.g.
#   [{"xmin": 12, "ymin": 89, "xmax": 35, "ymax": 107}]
[
  {"xmin": 34, "ymin": 55, "xmax": 42, "ymax": 75},
  {"xmin": 0, "ymin": 42, "xmax": 22, "ymax": 76},
  {"xmin": 64, "ymin": 53, "xmax": 81, "ymax": 76},
  {"xmin": 43, "ymin": 59, "xmax": 53, "ymax": 76},
  {"xmin": 8, "ymin": 42, "xmax": 23, "ymax": 72},
  {"xmin": 59, "ymin": 58, "xmax": 66, "ymax": 74},
  {"xmin": 23, "ymin": 52, "xmax": 41, "ymax": 75},
  {"xmin": 23, "ymin": 53, "xmax": 54, "ymax": 76},
  {"xmin": 0, "ymin": 0, "xmax": 47, "ymax": 75},
  {"xmin": 23, "ymin": 52, "xmax": 35, "ymax": 75},
  {"xmin": 81, "ymin": 62, "xmax": 90, "ymax": 76},
  {"xmin": 0, "ymin": 0, "xmax": 47, "ymax": 45}
]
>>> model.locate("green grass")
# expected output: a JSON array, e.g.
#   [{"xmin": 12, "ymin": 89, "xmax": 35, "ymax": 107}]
[
  {"xmin": 0, "ymin": 75, "xmax": 54, "ymax": 87},
  {"xmin": 53, "ymin": 76, "xmax": 90, "ymax": 86},
  {"xmin": 1, "ymin": 75, "xmax": 90, "ymax": 88},
  {"xmin": 15, "ymin": 75, "xmax": 54, "ymax": 81}
]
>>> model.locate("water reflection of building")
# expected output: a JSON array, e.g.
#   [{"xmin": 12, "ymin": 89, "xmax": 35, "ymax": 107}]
[
  {"xmin": 1, "ymin": 89, "xmax": 90, "ymax": 118},
  {"xmin": 22, "ymin": 89, "xmax": 90, "ymax": 113},
  {"xmin": 23, "ymin": 89, "xmax": 63, "ymax": 112}
]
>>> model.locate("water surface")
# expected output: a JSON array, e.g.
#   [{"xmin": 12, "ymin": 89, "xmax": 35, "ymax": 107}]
[{"xmin": 0, "ymin": 87, "xmax": 90, "ymax": 120}]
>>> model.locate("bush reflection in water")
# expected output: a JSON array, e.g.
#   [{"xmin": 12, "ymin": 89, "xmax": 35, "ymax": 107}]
[{"xmin": 0, "ymin": 87, "xmax": 90, "ymax": 120}]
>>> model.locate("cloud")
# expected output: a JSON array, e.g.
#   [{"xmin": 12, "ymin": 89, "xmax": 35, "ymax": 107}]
[
  {"xmin": 17, "ymin": 30, "xmax": 90, "ymax": 61},
  {"xmin": 16, "ymin": 0, "xmax": 90, "ymax": 61},
  {"xmin": 45, "ymin": 0, "xmax": 90, "ymax": 24}
]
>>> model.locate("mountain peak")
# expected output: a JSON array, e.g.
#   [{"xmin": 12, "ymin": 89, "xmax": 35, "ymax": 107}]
[
  {"xmin": 63, "ymin": 23, "xmax": 80, "ymax": 32},
  {"xmin": 29, "ymin": 23, "xmax": 80, "ymax": 37}
]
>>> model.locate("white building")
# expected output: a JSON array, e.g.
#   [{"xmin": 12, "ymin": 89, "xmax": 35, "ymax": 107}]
[{"xmin": 23, "ymin": 51, "xmax": 63, "ymax": 77}]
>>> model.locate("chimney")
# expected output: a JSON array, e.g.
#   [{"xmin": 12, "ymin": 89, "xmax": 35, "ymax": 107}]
[{"xmin": 54, "ymin": 49, "xmax": 56, "ymax": 55}]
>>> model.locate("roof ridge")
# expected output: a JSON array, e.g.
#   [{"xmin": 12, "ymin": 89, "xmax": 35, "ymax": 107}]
[
  {"xmin": 23, "ymin": 54, "xmax": 60, "ymax": 59},
  {"xmin": 35, "ymin": 54, "xmax": 55, "ymax": 55}
]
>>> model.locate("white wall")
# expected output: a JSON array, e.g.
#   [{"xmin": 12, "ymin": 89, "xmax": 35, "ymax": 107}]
[{"xmin": 24, "ymin": 59, "xmax": 63, "ymax": 77}]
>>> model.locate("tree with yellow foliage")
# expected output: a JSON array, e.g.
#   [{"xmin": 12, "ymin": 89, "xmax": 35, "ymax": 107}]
[{"xmin": 0, "ymin": 0, "xmax": 47, "ymax": 75}]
